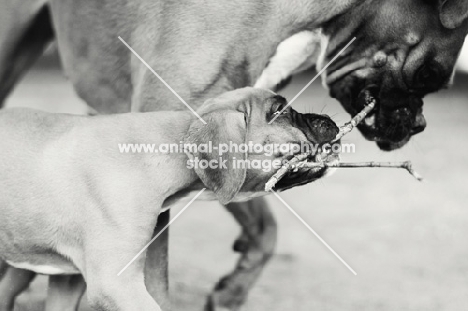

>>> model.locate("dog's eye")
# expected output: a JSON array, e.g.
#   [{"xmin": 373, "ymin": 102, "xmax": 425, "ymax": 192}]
[
  {"xmin": 271, "ymin": 102, "xmax": 289, "ymax": 116},
  {"xmin": 270, "ymin": 95, "xmax": 289, "ymax": 115},
  {"xmin": 273, "ymin": 109, "xmax": 288, "ymax": 116}
]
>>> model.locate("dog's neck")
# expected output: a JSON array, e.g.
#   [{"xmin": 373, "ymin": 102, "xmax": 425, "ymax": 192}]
[
  {"xmin": 121, "ymin": 111, "xmax": 203, "ymax": 202},
  {"xmin": 136, "ymin": 112, "xmax": 216, "ymax": 208}
]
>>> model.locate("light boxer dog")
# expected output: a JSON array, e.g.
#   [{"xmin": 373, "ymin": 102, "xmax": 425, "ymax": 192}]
[
  {"xmin": 1, "ymin": 0, "xmax": 468, "ymax": 310},
  {"xmin": 0, "ymin": 87, "xmax": 339, "ymax": 311}
]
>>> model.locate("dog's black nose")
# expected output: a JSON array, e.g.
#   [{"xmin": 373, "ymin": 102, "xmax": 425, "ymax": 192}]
[
  {"xmin": 315, "ymin": 118, "xmax": 340, "ymax": 142},
  {"xmin": 291, "ymin": 110, "xmax": 339, "ymax": 143},
  {"xmin": 411, "ymin": 113, "xmax": 427, "ymax": 135}
]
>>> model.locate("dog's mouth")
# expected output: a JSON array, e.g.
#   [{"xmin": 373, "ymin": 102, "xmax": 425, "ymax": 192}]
[
  {"xmin": 274, "ymin": 152, "xmax": 339, "ymax": 191},
  {"xmin": 330, "ymin": 83, "xmax": 427, "ymax": 151},
  {"xmin": 272, "ymin": 111, "xmax": 341, "ymax": 190}
]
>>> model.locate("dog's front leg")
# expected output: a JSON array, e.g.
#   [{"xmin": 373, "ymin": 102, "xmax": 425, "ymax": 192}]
[
  {"xmin": 208, "ymin": 197, "xmax": 277, "ymax": 311},
  {"xmin": 0, "ymin": 265, "xmax": 36, "ymax": 311},
  {"xmin": 84, "ymin": 238, "xmax": 162, "ymax": 311},
  {"xmin": 45, "ymin": 274, "xmax": 86, "ymax": 311},
  {"xmin": 86, "ymin": 272, "xmax": 160, "ymax": 311},
  {"xmin": 83, "ymin": 206, "xmax": 164, "ymax": 311}
]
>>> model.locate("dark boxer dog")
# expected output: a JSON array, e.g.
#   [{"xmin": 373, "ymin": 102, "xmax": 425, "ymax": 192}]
[
  {"xmin": 0, "ymin": 0, "xmax": 467, "ymax": 310},
  {"xmin": 321, "ymin": 0, "xmax": 468, "ymax": 150}
]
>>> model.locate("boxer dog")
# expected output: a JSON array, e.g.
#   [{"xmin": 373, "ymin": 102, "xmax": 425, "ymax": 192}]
[
  {"xmin": 0, "ymin": 88, "xmax": 338, "ymax": 311},
  {"xmin": 0, "ymin": 0, "xmax": 467, "ymax": 310}
]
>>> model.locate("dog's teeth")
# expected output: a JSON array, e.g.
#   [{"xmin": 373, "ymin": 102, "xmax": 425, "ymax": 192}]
[
  {"xmin": 365, "ymin": 114, "xmax": 376, "ymax": 127},
  {"xmin": 293, "ymin": 168, "xmax": 299, "ymax": 173}
]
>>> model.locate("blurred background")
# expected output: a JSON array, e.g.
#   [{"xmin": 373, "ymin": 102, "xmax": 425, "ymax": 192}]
[{"xmin": 5, "ymin": 44, "xmax": 468, "ymax": 311}]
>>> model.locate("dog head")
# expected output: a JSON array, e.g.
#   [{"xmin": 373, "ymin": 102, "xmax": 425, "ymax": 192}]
[
  {"xmin": 320, "ymin": 0, "xmax": 468, "ymax": 151},
  {"xmin": 185, "ymin": 87, "xmax": 339, "ymax": 204}
]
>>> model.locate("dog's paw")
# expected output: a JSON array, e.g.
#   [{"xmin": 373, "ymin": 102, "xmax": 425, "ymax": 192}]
[
  {"xmin": 205, "ymin": 292, "xmax": 243, "ymax": 311},
  {"xmin": 205, "ymin": 276, "xmax": 247, "ymax": 311},
  {"xmin": 232, "ymin": 238, "xmax": 249, "ymax": 253}
]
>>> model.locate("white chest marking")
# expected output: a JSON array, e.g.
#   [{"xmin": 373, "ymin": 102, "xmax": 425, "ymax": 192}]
[
  {"xmin": 6, "ymin": 261, "xmax": 73, "ymax": 275},
  {"xmin": 254, "ymin": 30, "xmax": 322, "ymax": 90},
  {"xmin": 317, "ymin": 33, "xmax": 331, "ymax": 90}
]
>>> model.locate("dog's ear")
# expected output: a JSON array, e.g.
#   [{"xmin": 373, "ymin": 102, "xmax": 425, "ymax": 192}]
[
  {"xmin": 438, "ymin": 0, "xmax": 468, "ymax": 29},
  {"xmin": 185, "ymin": 110, "xmax": 247, "ymax": 205}
]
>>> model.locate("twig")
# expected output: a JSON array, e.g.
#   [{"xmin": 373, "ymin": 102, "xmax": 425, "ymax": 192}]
[
  {"xmin": 332, "ymin": 91, "xmax": 376, "ymax": 142},
  {"xmin": 300, "ymin": 161, "xmax": 424, "ymax": 182},
  {"xmin": 265, "ymin": 153, "xmax": 310, "ymax": 192}
]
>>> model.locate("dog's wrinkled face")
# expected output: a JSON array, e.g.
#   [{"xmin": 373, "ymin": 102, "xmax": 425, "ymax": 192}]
[
  {"xmin": 321, "ymin": 0, "xmax": 468, "ymax": 150},
  {"xmin": 241, "ymin": 90, "xmax": 339, "ymax": 194},
  {"xmin": 185, "ymin": 87, "xmax": 339, "ymax": 204}
]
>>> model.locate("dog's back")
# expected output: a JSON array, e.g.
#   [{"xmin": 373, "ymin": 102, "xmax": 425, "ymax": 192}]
[
  {"xmin": 0, "ymin": 108, "xmax": 83, "ymax": 202},
  {"xmin": 0, "ymin": 108, "xmax": 85, "ymax": 160}
]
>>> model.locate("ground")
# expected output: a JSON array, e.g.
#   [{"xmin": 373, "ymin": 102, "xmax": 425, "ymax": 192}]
[{"xmin": 5, "ymin": 56, "xmax": 468, "ymax": 311}]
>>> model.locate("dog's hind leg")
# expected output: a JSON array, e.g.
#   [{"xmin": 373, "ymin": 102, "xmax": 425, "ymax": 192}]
[
  {"xmin": 45, "ymin": 274, "xmax": 86, "ymax": 311},
  {"xmin": 0, "ymin": 265, "xmax": 36, "ymax": 311},
  {"xmin": 207, "ymin": 197, "xmax": 277, "ymax": 311},
  {"xmin": 0, "ymin": 2, "xmax": 54, "ymax": 107}
]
